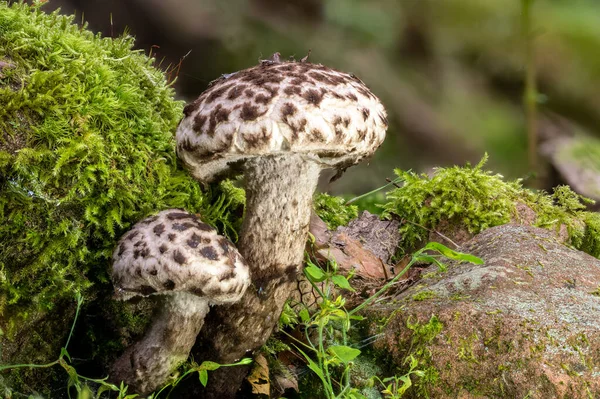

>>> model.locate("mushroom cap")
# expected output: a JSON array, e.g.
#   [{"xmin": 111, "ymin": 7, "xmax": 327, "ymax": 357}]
[
  {"xmin": 111, "ymin": 209, "xmax": 250, "ymax": 304},
  {"xmin": 176, "ymin": 57, "xmax": 388, "ymax": 183}
]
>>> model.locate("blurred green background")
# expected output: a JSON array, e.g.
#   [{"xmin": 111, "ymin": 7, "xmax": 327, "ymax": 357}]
[{"xmin": 40, "ymin": 0, "xmax": 600, "ymax": 198}]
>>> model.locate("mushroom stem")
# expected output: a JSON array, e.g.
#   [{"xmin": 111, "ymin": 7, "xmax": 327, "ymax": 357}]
[
  {"xmin": 192, "ymin": 154, "xmax": 320, "ymax": 396},
  {"xmin": 110, "ymin": 293, "xmax": 209, "ymax": 394}
]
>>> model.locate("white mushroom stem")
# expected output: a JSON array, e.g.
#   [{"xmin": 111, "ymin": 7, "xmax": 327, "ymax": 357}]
[
  {"xmin": 193, "ymin": 154, "xmax": 320, "ymax": 395},
  {"xmin": 111, "ymin": 292, "xmax": 209, "ymax": 394}
]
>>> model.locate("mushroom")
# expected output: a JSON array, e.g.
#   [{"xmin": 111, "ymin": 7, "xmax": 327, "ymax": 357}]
[
  {"xmin": 109, "ymin": 209, "xmax": 250, "ymax": 394},
  {"xmin": 176, "ymin": 54, "xmax": 387, "ymax": 396}
]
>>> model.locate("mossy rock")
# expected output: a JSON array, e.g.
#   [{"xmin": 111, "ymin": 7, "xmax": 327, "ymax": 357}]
[
  {"xmin": 0, "ymin": 2, "xmax": 246, "ymax": 394},
  {"xmin": 382, "ymin": 155, "xmax": 600, "ymax": 258}
]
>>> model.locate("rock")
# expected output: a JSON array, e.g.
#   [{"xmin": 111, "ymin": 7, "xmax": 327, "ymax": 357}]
[
  {"xmin": 372, "ymin": 224, "xmax": 600, "ymax": 398},
  {"xmin": 542, "ymin": 135, "xmax": 600, "ymax": 209}
]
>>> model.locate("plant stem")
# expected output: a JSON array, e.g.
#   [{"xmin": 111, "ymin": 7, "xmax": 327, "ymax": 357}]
[
  {"xmin": 346, "ymin": 177, "xmax": 402, "ymax": 205},
  {"xmin": 348, "ymin": 257, "xmax": 416, "ymax": 316},
  {"xmin": 522, "ymin": 0, "xmax": 538, "ymax": 184}
]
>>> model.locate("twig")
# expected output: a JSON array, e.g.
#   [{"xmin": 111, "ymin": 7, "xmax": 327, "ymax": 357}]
[{"xmin": 402, "ymin": 218, "xmax": 460, "ymax": 249}]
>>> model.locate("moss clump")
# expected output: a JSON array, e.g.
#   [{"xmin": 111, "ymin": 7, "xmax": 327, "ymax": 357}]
[
  {"xmin": 314, "ymin": 193, "xmax": 359, "ymax": 230},
  {"xmin": 0, "ymin": 2, "xmax": 240, "ymax": 392},
  {"xmin": 382, "ymin": 155, "xmax": 600, "ymax": 258}
]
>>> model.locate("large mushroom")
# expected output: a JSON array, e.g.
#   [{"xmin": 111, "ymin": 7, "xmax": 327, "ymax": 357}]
[
  {"xmin": 109, "ymin": 209, "xmax": 250, "ymax": 394},
  {"xmin": 176, "ymin": 54, "xmax": 387, "ymax": 396}
]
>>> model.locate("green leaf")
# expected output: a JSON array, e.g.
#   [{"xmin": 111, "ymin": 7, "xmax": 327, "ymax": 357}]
[
  {"xmin": 305, "ymin": 265, "xmax": 326, "ymax": 282},
  {"xmin": 299, "ymin": 308, "xmax": 310, "ymax": 323},
  {"xmin": 328, "ymin": 345, "xmax": 361, "ymax": 363},
  {"xmin": 199, "ymin": 361, "xmax": 221, "ymax": 371},
  {"xmin": 415, "ymin": 254, "xmax": 448, "ymax": 272},
  {"xmin": 421, "ymin": 242, "xmax": 483, "ymax": 264},
  {"xmin": 331, "ymin": 275, "xmax": 355, "ymax": 291},
  {"xmin": 198, "ymin": 369, "xmax": 208, "ymax": 387}
]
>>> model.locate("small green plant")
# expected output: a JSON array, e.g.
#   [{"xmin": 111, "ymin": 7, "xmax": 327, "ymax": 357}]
[
  {"xmin": 314, "ymin": 193, "xmax": 359, "ymax": 230},
  {"xmin": 282, "ymin": 242, "xmax": 482, "ymax": 398},
  {"xmin": 0, "ymin": 292, "xmax": 252, "ymax": 398},
  {"xmin": 373, "ymin": 356, "xmax": 424, "ymax": 399}
]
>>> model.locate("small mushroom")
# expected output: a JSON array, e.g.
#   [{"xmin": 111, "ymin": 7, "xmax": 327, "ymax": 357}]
[
  {"xmin": 175, "ymin": 54, "xmax": 387, "ymax": 396},
  {"xmin": 109, "ymin": 209, "xmax": 250, "ymax": 394}
]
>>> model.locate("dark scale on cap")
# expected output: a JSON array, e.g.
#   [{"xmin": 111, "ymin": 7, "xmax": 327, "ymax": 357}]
[
  {"xmin": 218, "ymin": 237, "xmax": 231, "ymax": 255},
  {"xmin": 135, "ymin": 267, "xmax": 142, "ymax": 277},
  {"xmin": 153, "ymin": 223, "xmax": 166, "ymax": 236},
  {"xmin": 149, "ymin": 268, "xmax": 158, "ymax": 276},
  {"xmin": 172, "ymin": 222, "xmax": 195, "ymax": 231},
  {"xmin": 140, "ymin": 248, "xmax": 150, "ymax": 258},
  {"xmin": 311, "ymin": 128, "xmax": 325, "ymax": 141},
  {"xmin": 244, "ymin": 89, "xmax": 255, "ymax": 98},
  {"xmin": 183, "ymin": 98, "xmax": 202, "ymax": 117},
  {"xmin": 308, "ymin": 71, "xmax": 330, "ymax": 84},
  {"xmin": 163, "ymin": 279, "xmax": 176, "ymax": 290},
  {"xmin": 168, "ymin": 233, "xmax": 177, "ymax": 241},
  {"xmin": 244, "ymin": 127, "xmax": 271, "ymax": 149},
  {"xmin": 346, "ymin": 93, "xmax": 358, "ymax": 102},
  {"xmin": 283, "ymin": 86, "xmax": 302, "ymax": 96},
  {"xmin": 167, "ymin": 212, "xmax": 195, "ymax": 220},
  {"xmin": 173, "ymin": 250, "xmax": 188, "ymax": 265},
  {"xmin": 193, "ymin": 114, "xmax": 207, "ymax": 132},
  {"xmin": 195, "ymin": 221, "xmax": 214, "ymax": 232},
  {"xmin": 118, "ymin": 243, "xmax": 126, "ymax": 256},
  {"xmin": 379, "ymin": 112, "xmax": 388, "ymax": 127},
  {"xmin": 362, "ymin": 108, "xmax": 370, "ymax": 121},
  {"xmin": 343, "ymin": 117, "xmax": 351, "ymax": 128},
  {"xmin": 205, "ymin": 83, "xmax": 234, "ymax": 104},
  {"xmin": 202, "ymin": 237, "xmax": 211, "ymax": 244},
  {"xmin": 200, "ymin": 246, "xmax": 219, "ymax": 261},
  {"xmin": 125, "ymin": 231, "xmax": 140, "ymax": 241},
  {"xmin": 179, "ymin": 138, "xmax": 197, "ymax": 152},
  {"xmin": 133, "ymin": 249, "xmax": 141, "ymax": 259},
  {"xmin": 255, "ymin": 93, "xmax": 273, "ymax": 105},
  {"xmin": 303, "ymin": 89, "xmax": 324, "ymax": 106},
  {"xmin": 140, "ymin": 215, "xmax": 158, "ymax": 224},
  {"xmin": 331, "ymin": 91, "xmax": 344, "ymax": 100},
  {"xmin": 240, "ymin": 103, "xmax": 263, "ymax": 121},
  {"xmin": 187, "ymin": 233, "xmax": 201, "ymax": 249},
  {"xmin": 290, "ymin": 78, "xmax": 305, "ymax": 86},
  {"xmin": 281, "ymin": 103, "xmax": 297, "ymax": 118},
  {"xmin": 208, "ymin": 105, "xmax": 231, "ymax": 134},
  {"xmin": 218, "ymin": 269, "xmax": 236, "ymax": 282},
  {"xmin": 159, "ymin": 244, "xmax": 168, "ymax": 254},
  {"xmin": 357, "ymin": 129, "xmax": 367, "ymax": 140},
  {"xmin": 134, "ymin": 240, "xmax": 144, "ymax": 247},
  {"xmin": 227, "ymin": 85, "xmax": 246, "ymax": 100}
]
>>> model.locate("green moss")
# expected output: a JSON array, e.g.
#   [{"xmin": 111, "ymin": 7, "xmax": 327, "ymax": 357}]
[
  {"xmin": 382, "ymin": 155, "xmax": 600, "ymax": 258},
  {"xmin": 0, "ymin": 2, "xmax": 241, "ymax": 393},
  {"xmin": 411, "ymin": 290, "xmax": 437, "ymax": 302},
  {"xmin": 314, "ymin": 193, "xmax": 359, "ymax": 230},
  {"xmin": 404, "ymin": 315, "xmax": 443, "ymax": 398}
]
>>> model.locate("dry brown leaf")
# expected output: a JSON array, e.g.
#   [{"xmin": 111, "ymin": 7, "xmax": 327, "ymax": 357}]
[{"xmin": 247, "ymin": 353, "xmax": 270, "ymax": 397}]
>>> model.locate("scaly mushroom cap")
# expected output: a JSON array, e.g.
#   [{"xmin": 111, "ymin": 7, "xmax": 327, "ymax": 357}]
[
  {"xmin": 111, "ymin": 210, "xmax": 250, "ymax": 304},
  {"xmin": 176, "ymin": 56, "xmax": 388, "ymax": 183}
]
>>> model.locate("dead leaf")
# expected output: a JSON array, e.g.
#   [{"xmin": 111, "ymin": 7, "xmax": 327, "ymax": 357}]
[{"xmin": 247, "ymin": 353, "xmax": 270, "ymax": 397}]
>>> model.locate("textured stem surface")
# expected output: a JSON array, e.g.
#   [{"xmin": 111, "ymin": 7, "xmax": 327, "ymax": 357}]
[
  {"xmin": 110, "ymin": 293, "xmax": 209, "ymax": 394},
  {"xmin": 187, "ymin": 154, "xmax": 321, "ymax": 398}
]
